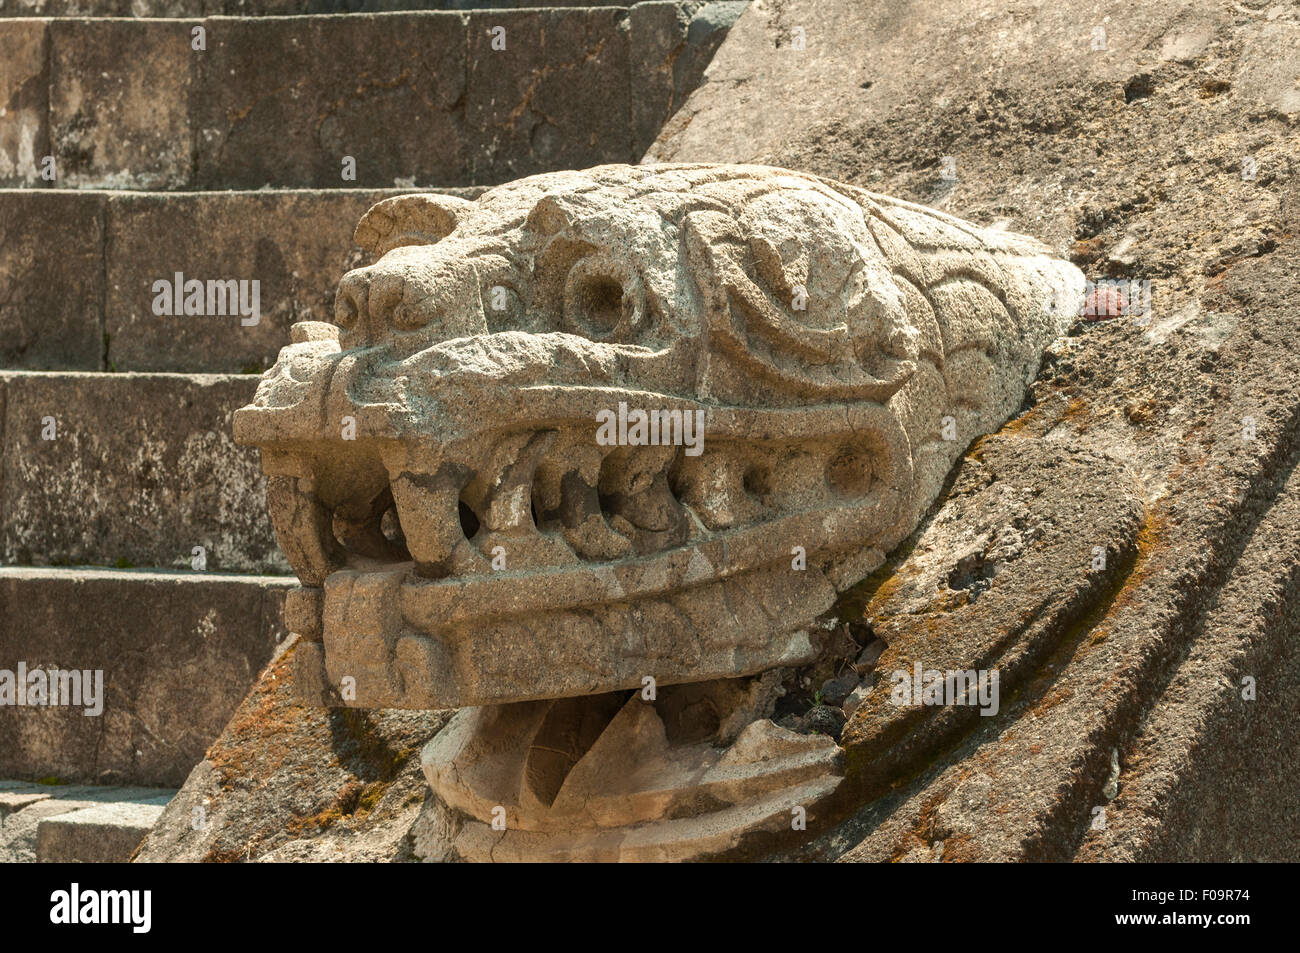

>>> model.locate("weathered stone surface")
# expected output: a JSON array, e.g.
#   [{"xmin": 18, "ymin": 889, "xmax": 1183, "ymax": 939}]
[
  {"xmin": 133, "ymin": 639, "xmax": 450, "ymax": 862},
  {"xmin": 37, "ymin": 800, "xmax": 168, "ymax": 862},
  {"xmin": 235, "ymin": 164, "xmax": 1081, "ymax": 711},
  {"xmin": 227, "ymin": 163, "xmax": 1078, "ymax": 860},
  {"xmin": 0, "ymin": 568, "xmax": 290, "ymax": 787},
  {"xmin": 0, "ymin": 192, "xmax": 104, "ymax": 370},
  {"xmin": 464, "ymin": 7, "xmax": 630, "ymax": 184},
  {"xmin": 1076, "ymin": 439, "xmax": 1300, "ymax": 861},
  {"xmin": 192, "ymin": 15, "xmax": 465, "ymax": 190},
  {"xmin": 801, "ymin": 291, "xmax": 1300, "ymax": 861},
  {"xmin": 49, "ymin": 19, "xmax": 192, "ymax": 189},
  {"xmin": 0, "ymin": 789, "xmax": 51, "ymax": 822},
  {"xmin": 0, "ymin": 0, "xmax": 130, "ymax": 12},
  {"xmin": 95, "ymin": 0, "xmax": 1300, "ymax": 864},
  {"xmin": 834, "ymin": 434, "xmax": 1146, "ymax": 795},
  {"xmin": 0, "ymin": 19, "xmax": 47, "ymax": 187},
  {"xmin": 1, "ymin": 372, "xmax": 284, "ymax": 571},
  {"xmin": 0, "ymin": 782, "xmax": 173, "ymax": 864},
  {"xmin": 0, "ymin": 189, "xmax": 485, "ymax": 373},
  {"xmin": 420, "ymin": 679, "xmax": 842, "ymax": 861}
]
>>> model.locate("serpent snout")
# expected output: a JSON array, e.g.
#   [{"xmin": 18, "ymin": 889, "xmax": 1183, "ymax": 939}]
[{"xmin": 333, "ymin": 252, "xmax": 488, "ymax": 351}]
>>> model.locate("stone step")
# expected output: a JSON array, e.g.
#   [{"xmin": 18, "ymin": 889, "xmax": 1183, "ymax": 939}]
[
  {"xmin": 0, "ymin": 3, "xmax": 742, "ymax": 189},
  {"xmin": 0, "ymin": 188, "xmax": 483, "ymax": 372},
  {"xmin": 1, "ymin": 1, "xmax": 636, "ymax": 18},
  {"xmin": 0, "ymin": 568, "xmax": 291, "ymax": 788},
  {"xmin": 0, "ymin": 371, "xmax": 283, "ymax": 571},
  {"xmin": 37, "ymin": 800, "xmax": 168, "ymax": 862},
  {"xmin": 0, "ymin": 781, "xmax": 174, "ymax": 863}
]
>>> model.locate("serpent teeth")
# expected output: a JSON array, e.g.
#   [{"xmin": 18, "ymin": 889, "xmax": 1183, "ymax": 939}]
[
  {"xmin": 597, "ymin": 446, "xmax": 691, "ymax": 555},
  {"xmin": 468, "ymin": 430, "xmax": 578, "ymax": 569},
  {"xmin": 462, "ymin": 431, "xmax": 554, "ymax": 535},
  {"xmin": 389, "ymin": 467, "xmax": 486, "ymax": 579},
  {"xmin": 265, "ymin": 473, "xmax": 346, "ymax": 586},
  {"xmin": 670, "ymin": 448, "xmax": 765, "ymax": 531},
  {"xmin": 534, "ymin": 440, "xmax": 632, "ymax": 562}
]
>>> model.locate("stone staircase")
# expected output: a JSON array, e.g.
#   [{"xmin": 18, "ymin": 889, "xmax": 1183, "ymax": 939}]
[{"xmin": 0, "ymin": 0, "xmax": 745, "ymax": 859}]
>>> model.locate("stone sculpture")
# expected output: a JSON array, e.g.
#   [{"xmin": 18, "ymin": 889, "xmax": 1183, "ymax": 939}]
[{"xmin": 234, "ymin": 164, "xmax": 1083, "ymax": 860}]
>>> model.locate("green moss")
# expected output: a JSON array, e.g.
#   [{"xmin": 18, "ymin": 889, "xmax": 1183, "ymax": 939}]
[{"xmin": 356, "ymin": 780, "xmax": 389, "ymax": 815}]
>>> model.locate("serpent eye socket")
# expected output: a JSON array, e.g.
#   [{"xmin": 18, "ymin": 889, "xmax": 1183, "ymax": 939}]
[
  {"xmin": 473, "ymin": 254, "xmax": 528, "ymax": 333},
  {"xmin": 563, "ymin": 256, "xmax": 644, "ymax": 341}
]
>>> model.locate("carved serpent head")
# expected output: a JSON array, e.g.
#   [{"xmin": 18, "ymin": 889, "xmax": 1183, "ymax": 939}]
[{"xmin": 234, "ymin": 164, "xmax": 1083, "ymax": 711}]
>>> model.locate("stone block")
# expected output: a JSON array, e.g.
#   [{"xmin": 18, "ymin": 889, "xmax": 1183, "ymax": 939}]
[
  {"xmin": 465, "ymin": 7, "xmax": 631, "ymax": 183},
  {"xmin": 0, "ymin": 568, "xmax": 291, "ymax": 787},
  {"xmin": 0, "ymin": 192, "xmax": 104, "ymax": 370},
  {"xmin": 0, "ymin": 188, "xmax": 487, "ymax": 373},
  {"xmin": 0, "ymin": 783, "xmax": 173, "ymax": 863},
  {"xmin": 0, "ymin": 0, "xmax": 635, "ymax": 14},
  {"xmin": 0, "ymin": 20, "xmax": 49, "ymax": 187},
  {"xmin": 37, "ymin": 801, "xmax": 167, "ymax": 862},
  {"xmin": 628, "ymin": 2, "xmax": 746, "ymax": 157},
  {"xmin": 0, "ymin": 371, "xmax": 283, "ymax": 571},
  {"xmin": 48, "ymin": 19, "xmax": 192, "ymax": 188},
  {"xmin": 0, "ymin": 788, "xmax": 51, "ymax": 823},
  {"xmin": 192, "ymin": 14, "xmax": 466, "ymax": 189},
  {"xmin": 1, "ymin": 1, "xmax": 131, "ymax": 13},
  {"xmin": 8, "ymin": 8, "xmax": 737, "ymax": 189}
]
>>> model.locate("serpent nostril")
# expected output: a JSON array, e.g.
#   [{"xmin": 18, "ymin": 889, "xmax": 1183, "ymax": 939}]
[{"xmin": 335, "ymin": 274, "xmax": 367, "ymax": 329}]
